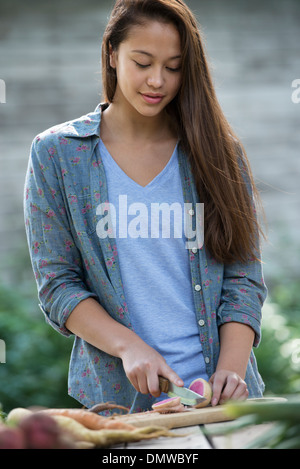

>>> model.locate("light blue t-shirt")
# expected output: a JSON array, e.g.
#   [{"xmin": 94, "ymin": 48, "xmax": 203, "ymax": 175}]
[{"xmin": 100, "ymin": 140, "xmax": 209, "ymax": 393}]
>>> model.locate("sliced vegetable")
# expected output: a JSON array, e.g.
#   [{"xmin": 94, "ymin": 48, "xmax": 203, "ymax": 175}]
[
  {"xmin": 189, "ymin": 378, "xmax": 212, "ymax": 408},
  {"xmin": 152, "ymin": 396, "xmax": 185, "ymax": 413}
]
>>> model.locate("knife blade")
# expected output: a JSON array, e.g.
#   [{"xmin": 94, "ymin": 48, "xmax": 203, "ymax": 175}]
[{"xmin": 158, "ymin": 376, "xmax": 206, "ymax": 406}]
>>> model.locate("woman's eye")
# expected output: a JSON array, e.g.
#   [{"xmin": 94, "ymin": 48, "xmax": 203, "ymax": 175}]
[
  {"xmin": 134, "ymin": 61, "xmax": 181, "ymax": 72},
  {"xmin": 134, "ymin": 61, "xmax": 150, "ymax": 69},
  {"xmin": 167, "ymin": 66, "xmax": 181, "ymax": 72}
]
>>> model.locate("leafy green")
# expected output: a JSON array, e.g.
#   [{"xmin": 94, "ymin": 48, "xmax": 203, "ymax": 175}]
[
  {"xmin": 0, "ymin": 282, "xmax": 79, "ymax": 413},
  {"xmin": 205, "ymin": 398, "xmax": 300, "ymax": 449}
]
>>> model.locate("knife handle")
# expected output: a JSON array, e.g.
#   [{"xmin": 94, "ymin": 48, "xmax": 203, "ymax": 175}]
[{"xmin": 158, "ymin": 376, "xmax": 170, "ymax": 394}]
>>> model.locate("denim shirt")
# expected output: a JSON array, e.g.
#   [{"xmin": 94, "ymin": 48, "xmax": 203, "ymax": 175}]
[{"xmin": 24, "ymin": 103, "xmax": 267, "ymax": 411}]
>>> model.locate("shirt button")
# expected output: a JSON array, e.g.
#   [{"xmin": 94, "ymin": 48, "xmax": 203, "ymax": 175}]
[
  {"xmin": 195, "ymin": 284, "xmax": 202, "ymax": 292},
  {"xmin": 198, "ymin": 319, "xmax": 205, "ymax": 327},
  {"xmin": 205, "ymin": 357, "xmax": 210, "ymax": 364},
  {"xmin": 188, "ymin": 209, "xmax": 195, "ymax": 216}
]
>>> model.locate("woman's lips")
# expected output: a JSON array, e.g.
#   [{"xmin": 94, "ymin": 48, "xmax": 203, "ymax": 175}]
[{"xmin": 141, "ymin": 94, "xmax": 164, "ymax": 104}]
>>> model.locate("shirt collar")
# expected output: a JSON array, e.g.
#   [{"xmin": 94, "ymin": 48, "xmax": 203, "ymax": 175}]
[{"xmin": 62, "ymin": 103, "xmax": 108, "ymax": 139}]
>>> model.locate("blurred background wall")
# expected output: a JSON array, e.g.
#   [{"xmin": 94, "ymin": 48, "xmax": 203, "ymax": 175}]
[
  {"xmin": 0, "ymin": 0, "xmax": 299, "ymax": 409},
  {"xmin": 1, "ymin": 0, "xmax": 299, "ymax": 285}
]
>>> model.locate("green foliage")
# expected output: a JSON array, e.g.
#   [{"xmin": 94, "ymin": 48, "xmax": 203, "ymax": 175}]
[
  {"xmin": 255, "ymin": 281, "xmax": 300, "ymax": 396},
  {"xmin": 205, "ymin": 398, "xmax": 300, "ymax": 449},
  {"xmin": 0, "ymin": 272, "xmax": 299, "ymax": 414},
  {"xmin": 0, "ymin": 282, "xmax": 80, "ymax": 412}
]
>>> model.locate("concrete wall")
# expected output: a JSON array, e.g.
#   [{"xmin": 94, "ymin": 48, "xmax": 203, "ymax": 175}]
[{"xmin": 0, "ymin": 0, "xmax": 299, "ymax": 286}]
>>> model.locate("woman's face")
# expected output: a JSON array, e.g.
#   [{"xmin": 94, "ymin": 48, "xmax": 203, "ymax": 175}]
[{"xmin": 110, "ymin": 20, "xmax": 182, "ymax": 119}]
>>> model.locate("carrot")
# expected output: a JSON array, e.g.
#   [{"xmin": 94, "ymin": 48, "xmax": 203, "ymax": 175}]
[
  {"xmin": 5, "ymin": 407, "xmax": 178, "ymax": 448},
  {"xmin": 38, "ymin": 408, "xmax": 107, "ymax": 430},
  {"xmin": 74, "ymin": 440, "xmax": 96, "ymax": 449},
  {"xmin": 40, "ymin": 408, "xmax": 138, "ymax": 431},
  {"xmin": 88, "ymin": 402, "xmax": 129, "ymax": 414},
  {"xmin": 101, "ymin": 419, "xmax": 136, "ymax": 431},
  {"xmin": 52, "ymin": 415, "xmax": 177, "ymax": 447}
]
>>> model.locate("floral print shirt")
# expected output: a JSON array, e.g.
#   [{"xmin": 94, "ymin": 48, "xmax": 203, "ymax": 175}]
[{"xmin": 24, "ymin": 103, "xmax": 267, "ymax": 412}]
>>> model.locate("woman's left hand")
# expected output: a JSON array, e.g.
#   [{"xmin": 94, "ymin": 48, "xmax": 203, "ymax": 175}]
[{"xmin": 209, "ymin": 369, "xmax": 249, "ymax": 406}]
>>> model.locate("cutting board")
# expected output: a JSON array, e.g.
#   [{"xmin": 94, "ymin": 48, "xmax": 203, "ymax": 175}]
[{"xmin": 117, "ymin": 398, "xmax": 286, "ymax": 429}]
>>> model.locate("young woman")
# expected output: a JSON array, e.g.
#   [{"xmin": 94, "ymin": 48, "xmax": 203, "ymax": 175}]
[{"xmin": 24, "ymin": 0, "xmax": 267, "ymax": 412}]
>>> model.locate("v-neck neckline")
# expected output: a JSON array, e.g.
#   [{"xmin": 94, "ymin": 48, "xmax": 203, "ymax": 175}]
[{"xmin": 99, "ymin": 139, "xmax": 179, "ymax": 191}]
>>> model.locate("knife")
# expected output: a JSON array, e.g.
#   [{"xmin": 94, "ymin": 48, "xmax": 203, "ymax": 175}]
[{"xmin": 158, "ymin": 376, "xmax": 206, "ymax": 407}]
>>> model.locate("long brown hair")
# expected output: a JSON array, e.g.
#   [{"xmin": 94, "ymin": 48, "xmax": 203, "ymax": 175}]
[{"xmin": 101, "ymin": 0, "xmax": 265, "ymax": 264}]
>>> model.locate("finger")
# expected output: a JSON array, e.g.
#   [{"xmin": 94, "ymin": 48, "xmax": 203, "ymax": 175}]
[
  {"xmin": 219, "ymin": 374, "xmax": 239, "ymax": 402},
  {"xmin": 127, "ymin": 366, "xmax": 148, "ymax": 394},
  {"xmin": 211, "ymin": 373, "xmax": 226, "ymax": 406},
  {"xmin": 147, "ymin": 374, "xmax": 161, "ymax": 398},
  {"xmin": 219, "ymin": 375, "xmax": 245, "ymax": 404},
  {"xmin": 137, "ymin": 374, "xmax": 150, "ymax": 395},
  {"xmin": 208, "ymin": 373, "xmax": 215, "ymax": 385},
  {"xmin": 230, "ymin": 381, "xmax": 249, "ymax": 402},
  {"xmin": 162, "ymin": 364, "xmax": 184, "ymax": 387}
]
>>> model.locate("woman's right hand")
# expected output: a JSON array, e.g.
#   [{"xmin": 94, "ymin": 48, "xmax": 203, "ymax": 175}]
[
  {"xmin": 120, "ymin": 339, "xmax": 184, "ymax": 397},
  {"xmin": 65, "ymin": 298, "xmax": 183, "ymax": 397}
]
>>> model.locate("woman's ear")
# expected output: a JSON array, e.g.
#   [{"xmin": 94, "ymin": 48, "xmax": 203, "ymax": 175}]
[{"xmin": 109, "ymin": 43, "xmax": 117, "ymax": 69}]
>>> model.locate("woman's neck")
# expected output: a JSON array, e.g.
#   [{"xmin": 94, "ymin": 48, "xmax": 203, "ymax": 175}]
[{"xmin": 101, "ymin": 100, "xmax": 175, "ymax": 145}]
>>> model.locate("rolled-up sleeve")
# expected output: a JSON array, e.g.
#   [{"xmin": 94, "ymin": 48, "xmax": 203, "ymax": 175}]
[
  {"xmin": 217, "ymin": 257, "xmax": 267, "ymax": 347},
  {"xmin": 24, "ymin": 135, "xmax": 97, "ymax": 337},
  {"xmin": 216, "ymin": 146, "xmax": 267, "ymax": 347}
]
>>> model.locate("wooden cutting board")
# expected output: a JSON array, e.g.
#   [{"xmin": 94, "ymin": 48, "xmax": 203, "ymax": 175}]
[
  {"xmin": 117, "ymin": 398, "xmax": 286, "ymax": 429},
  {"xmin": 119, "ymin": 406, "xmax": 231, "ymax": 429}
]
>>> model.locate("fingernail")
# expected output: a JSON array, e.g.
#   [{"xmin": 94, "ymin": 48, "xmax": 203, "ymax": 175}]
[{"xmin": 211, "ymin": 398, "xmax": 218, "ymax": 406}]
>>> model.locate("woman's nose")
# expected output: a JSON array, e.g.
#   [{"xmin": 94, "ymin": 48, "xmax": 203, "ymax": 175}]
[{"xmin": 146, "ymin": 67, "xmax": 164, "ymax": 88}]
